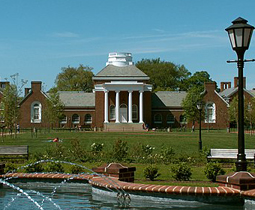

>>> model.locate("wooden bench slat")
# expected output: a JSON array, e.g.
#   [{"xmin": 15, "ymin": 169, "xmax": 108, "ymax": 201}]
[
  {"xmin": 207, "ymin": 149, "xmax": 255, "ymax": 161},
  {"xmin": 0, "ymin": 145, "xmax": 29, "ymax": 160}
]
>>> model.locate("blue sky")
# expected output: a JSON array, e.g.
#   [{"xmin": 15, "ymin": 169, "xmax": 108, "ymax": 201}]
[{"xmin": 1, "ymin": 0, "xmax": 255, "ymax": 91}]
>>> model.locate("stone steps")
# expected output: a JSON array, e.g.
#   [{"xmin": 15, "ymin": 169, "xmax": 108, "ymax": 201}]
[{"xmin": 104, "ymin": 123, "xmax": 144, "ymax": 132}]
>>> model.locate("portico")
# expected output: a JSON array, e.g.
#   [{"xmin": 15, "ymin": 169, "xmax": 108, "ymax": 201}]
[
  {"xmin": 93, "ymin": 52, "xmax": 152, "ymax": 130},
  {"xmin": 101, "ymin": 81, "xmax": 150, "ymax": 124}
]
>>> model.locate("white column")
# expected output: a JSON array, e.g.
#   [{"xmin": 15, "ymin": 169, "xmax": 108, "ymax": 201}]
[
  {"xmin": 104, "ymin": 90, "xmax": 109, "ymax": 123},
  {"xmin": 128, "ymin": 90, "xmax": 133, "ymax": 123},
  {"xmin": 115, "ymin": 91, "xmax": 120, "ymax": 123},
  {"xmin": 139, "ymin": 91, "xmax": 144, "ymax": 123}
]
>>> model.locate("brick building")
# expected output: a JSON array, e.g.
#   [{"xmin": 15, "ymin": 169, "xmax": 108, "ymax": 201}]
[
  {"xmin": 201, "ymin": 77, "xmax": 255, "ymax": 129},
  {"xmin": 1, "ymin": 53, "xmax": 254, "ymax": 130}
]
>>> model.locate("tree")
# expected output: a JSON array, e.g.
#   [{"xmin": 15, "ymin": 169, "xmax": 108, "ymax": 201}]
[
  {"xmin": 228, "ymin": 96, "xmax": 238, "ymax": 128},
  {"xmin": 181, "ymin": 71, "xmax": 213, "ymax": 124},
  {"xmin": 1, "ymin": 74, "xmax": 27, "ymax": 136},
  {"xmin": 54, "ymin": 64, "xmax": 94, "ymax": 92},
  {"xmin": 43, "ymin": 89, "xmax": 64, "ymax": 129},
  {"xmin": 182, "ymin": 87, "xmax": 204, "ymax": 124},
  {"xmin": 183, "ymin": 71, "xmax": 213, "ymax": 92},
  {"xmin": 136, "ymin": 58, "xmax": 191, "ymax": 91},
  {"xmin": 1, "ymin": 84, "xmax": 18, "ymax": 132},
  {"xmin": 229, "ymin": 96, "xmax": 255, "ymax": 130}
]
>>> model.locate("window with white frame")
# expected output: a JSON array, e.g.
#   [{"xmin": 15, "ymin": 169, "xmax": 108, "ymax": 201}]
[
  {"xmin": 154, "ymin": 113, "xmax": 162, "ymax": 124},
  {"xmin": 205, "ymin": 102, "xmax": 216, "ymax": 123},
  {"xmin": 132, "ymin": 104, "xmax": 138, "ymax": 120},
  {"xmin": 180, "ymin": 115, "xmax": 187, "ymax": 124},
  {"xmin": 167, "ymin": 113, "xmax": 175, "ymax": 124},
  {"xmin": 31, "ymin": 102, "xmax": 42, "ymax": 123},
  {"xmin": 60, "ymin": 115, "xmax": 67, "ymax": 124},
  {"xmin": 110, "ymin": 105, "xmax": 116, "ymax": 120},
  {"xmin": 72, "ymin": 114, "xmax": 80, "ymax": 124},
  {"xmin": 85, "ymin": 114, "xmax": 92, "ymax": 124}
]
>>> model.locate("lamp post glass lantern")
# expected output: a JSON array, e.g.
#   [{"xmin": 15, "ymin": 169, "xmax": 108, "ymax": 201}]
[
  {"xmin": 197, "ymin": 102, "xmax": 203, "ymax": 151},
  {"xmin": 226, "ymin": 17, "xmax": 254, "ymax": 172}
]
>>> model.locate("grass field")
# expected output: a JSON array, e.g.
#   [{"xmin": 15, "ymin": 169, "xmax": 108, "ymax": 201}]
[
  {"xmin": 2, "ymin": 129, "xmax": 255, "ymax": 154},
  {"xmin": 1, "ymin": 129, "xmax": 255, "ymax": 186}
]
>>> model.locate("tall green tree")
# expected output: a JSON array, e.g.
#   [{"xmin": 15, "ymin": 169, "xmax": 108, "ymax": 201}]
[
  {"xmin": 1, "ymin": 84, "xmax": 19, "ymax": 131},
  {"xmin": 136, "ymin": 58, "xmax": 191, "ymax": 91},
  {"xmin": 44, "ymin": 90, "xmax": 64, "ymax": 128},
  {"xmin": 183, "ymin": 71, "xmax": 212, "ymax": 92},
  {"xmin": 54, "ymin": 64, "xmax": 94, "ymax": 92},
  {"xmin": 182, "ymin": 87, "xmax": 204, "ymax": 124},
  {"xmin": 181, "ymin": 71, "xmax": 213, "ymax": 124},
  {"xmin": 229, "ymin": 96, "xmax": 255, "ymax": 129}
]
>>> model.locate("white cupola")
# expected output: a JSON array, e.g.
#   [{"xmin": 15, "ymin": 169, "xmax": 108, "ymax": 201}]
[{"xmin": 106, "ymin": 52, "xmax": 134, "ymax": 67}]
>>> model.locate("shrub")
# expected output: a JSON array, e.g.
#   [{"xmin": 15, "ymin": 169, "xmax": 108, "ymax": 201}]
[
  {"xmin": 171, "ymin": 162, "xmax": 192, "ymax": 181},
  {"xmin": 160, "ymin": 145, "xmax": 175, "ymax": 163},
  {"xmin": 70, "ymin": 165, "xmax": 85, "ymax": 174},
  {"xmin": 45, "ymin": 143, "xmax": 67, "ymax": 161},
  {"xmin": 91, "ymin": 142, "xmax": 104, "ymax": 154},
  {"xmin": 141, "ymin": 144, "xmax": 155, "ymax": 156},
  {"xmin": 112, "ymin": 139, "xmax": 128, "ymax": 161},
  {"xmin": 130, "ymin": 143, "xmax": 156, "ymax": 163},
  {"xmin": 44, "ymin": 162, "xmax": 64, "ymax": 173},
  {"xmin": 4, "ymin": 162, "xmax": 17, "ymax": 173},
  {"xmin": 144, "ymin": 165, "xmax": 161, "ymax": 181},
  {"xmin": 69, "ymin": 139, "xmax": 88, "ymax": 162},
  {"xmin": 204, "ymin": 162, "xmax": 225, "ymax": 182},
  {"xmin": 24, "ymin": 160, "xmax": 44, "ymax": 173}
]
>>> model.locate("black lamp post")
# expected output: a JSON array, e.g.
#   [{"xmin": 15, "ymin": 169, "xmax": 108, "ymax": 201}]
[
  {"xmin": 226, "ymin": 17, "xmax": 254, "ymax": 171},
  {"xmin": 197, "ymin": 101, "xmax": 203, "ymax": 151}
]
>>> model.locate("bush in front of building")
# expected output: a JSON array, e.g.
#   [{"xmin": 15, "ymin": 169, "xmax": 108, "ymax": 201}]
[
  {"xmin": 170, "ymin": 162, "xmax": 192, "ymax": 181},
  {"xmin": 204, "ymin": 162, "xmax": 225, "ymax": 182},
  {"xmin": 111, "ymin": 139, "xmax": 128, "ymax": 161},
  {"xmin": 143, "ymin": 165, "xmax": 161, "ymax": 181}
]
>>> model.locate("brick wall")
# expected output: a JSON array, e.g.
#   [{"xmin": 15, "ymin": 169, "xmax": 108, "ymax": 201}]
[
  {"xmin": 95, "ymin": 91, "xmax": 104, "ymax": 128},
  {"xmin": 18, "ymin": 81, "xmax": 48, "ymax": 128},
  {"xmin": 202, "ymin": 82, "xmax": 229, "ymax": 129}
]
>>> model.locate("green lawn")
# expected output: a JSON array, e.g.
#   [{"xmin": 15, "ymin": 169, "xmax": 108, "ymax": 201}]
[
  {"xmin": 1, "ymin": 129, "xmax": 255, "ymax": 186},
  {"xmin": 2, "ymin": 129, "xmax": 255, "ymax": 154}
]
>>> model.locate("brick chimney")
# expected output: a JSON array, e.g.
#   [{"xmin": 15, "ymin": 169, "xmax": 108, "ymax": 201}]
[
  {"xmin": 204, "ymin": 82, "xmax": 216, "ymax": 92},
  {"xmin": 220, "ymin": 82, "xmax": 231, "ymax": 92},
  {"xmin": 24, "ymin": 88, "xmax": 31, "ymax": 96},
  {"xmin": 31, "ymin": 81, "xmax": 42, "ymax": 92},
  {"xmin": 234, "ymin": 77, "xmax": 246, "ymax": 89}
]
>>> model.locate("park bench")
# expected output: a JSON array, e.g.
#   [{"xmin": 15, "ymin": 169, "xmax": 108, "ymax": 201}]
[
  {"xmin": 207, "ymin": 149, "xmax": 255, "ymax": 162},
  {"xmin": 0, "ymin": 145, "xmax": 29, "ymax": 160}
]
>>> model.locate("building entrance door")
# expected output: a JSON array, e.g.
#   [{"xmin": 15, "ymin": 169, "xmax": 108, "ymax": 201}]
[{"xmin": 120, "ymin": 104, "xmax": 127, "ymax": 123}]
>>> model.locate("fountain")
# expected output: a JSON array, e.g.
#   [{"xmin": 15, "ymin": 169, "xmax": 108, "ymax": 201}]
[{"xmin": 0, "ymin": 160, "xmax": 254, "ymax": 209}]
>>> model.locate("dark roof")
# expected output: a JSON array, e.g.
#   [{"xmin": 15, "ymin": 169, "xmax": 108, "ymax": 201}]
[
  {"xmin": 219, "ymin": 87, "xmax": 238, "ymax": 98},
  {"xmin": 152, "ymin": 91, "xmax": 187, "ymax": 108},
  {"xmin": 93, "ymin": 65, "xmax": 149, "ymax": 80},
  {"xmin": 58, "ymin": 91, "xmax": 95, "ymax": 107}
]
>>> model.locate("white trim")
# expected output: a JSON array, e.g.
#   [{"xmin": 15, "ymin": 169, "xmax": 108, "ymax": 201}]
[
  {"xmin": 128, "ymin": 91, "xmax": 133, "ymax": 123},
  {"xmin": 139, "ymin": 91, "xmax": 144, "ymax": 123},
  {"xmin": 115, "ymin": 91, "xmax": 120, "ymax": 123},
  {"xmin": 71, "ymin": 114, "xmax": 80, "ymax": 124},
  {"xmin": 92, "ymin": 76, "xmax": 150, "ymax": 81},
  {"xmin": 104, "ymin": 91, "xmax": 109, "ymax": 123},
  {"xmin": 84, "ymin": 114, "xmax": 92, "ymax": 124},
  {"xmin": 94, "ymin": 83, "xmax": 152, "ymax": 92},
  {"xmin": 214, "ymin": 90, "xmax": 230, "ymax": 107},
  {"xmin": 31, "ymin": 101, "xmax": 42, "ymax": 123}
]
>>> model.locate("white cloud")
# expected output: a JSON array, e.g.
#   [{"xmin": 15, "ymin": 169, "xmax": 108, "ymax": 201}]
[{"xmin": 51, "ymin": 32, "xmax": 80, "ymax": 38}]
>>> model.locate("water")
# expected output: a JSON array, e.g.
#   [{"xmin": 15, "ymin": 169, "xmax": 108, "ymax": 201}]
[
  {"xmin": 0, "ymin": 181, "xmax": 245, "ymax": 210},
  {"xmin": 0, "ymin": 160, "xmax": 248, "ymax": 209}
]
